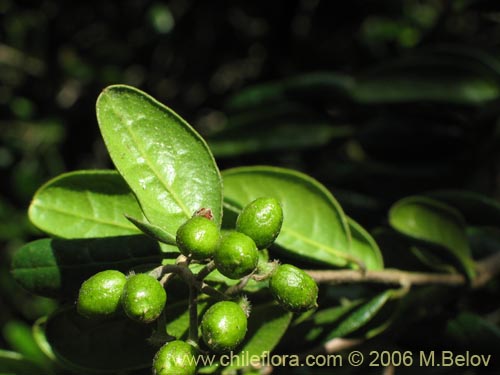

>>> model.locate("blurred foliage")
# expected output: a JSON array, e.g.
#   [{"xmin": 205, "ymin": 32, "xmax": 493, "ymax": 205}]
[{"xmin": 2, "ymin": 0, "xmax": 500, "ymax": 373}]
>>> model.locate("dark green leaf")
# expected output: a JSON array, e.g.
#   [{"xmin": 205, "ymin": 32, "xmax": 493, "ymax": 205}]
[
  {"xmin": 43, "ymin": 307, "xmax": 156, "ymax": 373},
  {"xmin": 424, "ymin": 189, "xmax": 500, "ymax": 227},
  {"xmin": 11, "ymin": 236, "xmax": 164, "ymax": 298},
  {"xmin": 389, "ymin": 196, "xmax": 475, "ymax": 279},
  {"xmin": 222, "ymin": 166, "xmax": 361, "ymax": 269},
  {"xmin": 226, "ymin": 72, "xmax": 353, "ymax": 111},
  {"xmin": 352, "ymin": 55, "xmax": 499, "ymax": 105},
  {"xmin": 445, "ymin": 312, "xmax": 500, "ymax": 352},
  {"xmin": 126, "ymin": 215, "xmax": 176, "ymax": 245},
  {"xmin": 325, "ymin": 289, "xmax": 396, "ymax": 339},
  {"xmin": 96, "ymin": 85, "xmax": 222, "ymax": 234},
  {"xmin": 467, "ymin": 226, "xmax": 500, "ymax": 258},
  {"xmin": 2, "ymin": 320, "xmax": 53, "ymax": 372},
  {"xmin": 208, "ymin": 122, "xmax": 351, "ymax": 158},
  {"xmin": 29, "ymin": 170, "xmax": 143, "ymax": 238},
  {"xmin": 228, "ymin": 303, "xmax": 292, "ymax": 369},
  {"xmin": 0, "ymin": 350, "xmax": 45, "ymax": 375}
]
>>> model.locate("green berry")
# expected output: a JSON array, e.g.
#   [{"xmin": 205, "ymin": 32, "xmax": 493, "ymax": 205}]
[
  {"xmin": 214, "ymin": 232, "xmax": 258, "ymax": 279},
  {"xmin": 176, "ymin": 216, "xmax": 220, "ymax": 260},
  {"xmin": 121, "ymin": 273, "xmax": 166, "ymax": 323},
  {"xmin": 201, "ymin": 301, "xmax": 247, "ymax": 353},
  {"xmin": 269, "ymin": 264, "xmax": 318, "ymax": 313},
  {"xmin": 236, "ymin": 197, "xmax": 283, "ymax": 249},
  {"xmin": 152, "ymin": 340, "xmax": 198, "ymax": 375},
  {"xmin": 77, "ymin": 270, "xmax": 126, "ymax": 319}
]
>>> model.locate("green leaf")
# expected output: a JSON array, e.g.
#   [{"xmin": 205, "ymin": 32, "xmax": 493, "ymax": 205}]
[
  {"xmin": 389, "ymin": 196, "xmax": 475, "ymax": 279},
  {"xmin": 96, "ymin": 85, "xmax": 222, "ymax": 234},
  {"xmin": 2, "ymin": 321, "xmax": 53, "ymax": 372},
  {"xmin": 28, "ymin": 170, "xmax": 143, "ymax": 238},
  {"xmin": 11, "ymin": 236, "xmax": 164, "ymax": 298},
  {"xmin": 0, "ymin": 350, "xmax": 45, "ymax": 375},
  {"xmin": 445, "ymin": 312, "xmax": 500, "ymax": 351},
  {"xmin": 424, "ymin": 189, "xmax": 500, "ymax": 227},
  {"xmin": 43, "ymin": 307, "xmax": 156, "ymax": 373},
  {"xmin": 126, "ymin": 215, "xmax": 176, "ymax": 245},
  {"xmin": 228, "ymin": 304, "xmax": 292, "ymax": 369},
  {"xmin": 410, "ymin": 247, "xmax": 458, "ymax": 273},
  {"xmin": 160, "ymin": 300, "xmax": 207, "ymax": 340},
  {"xmin": 352, "ymin": 55, "xmax": 499, "ymax": 105},
  {"xmin": 347, "ymin": 217, "xmax": 384, "ymax": 270},
  {"xmin": 325, "ymin": 289, "xmax": 395, "ymax": 339},
  {"xmin": 223, "ymin": 166, "xmax": 364, "ymax": 269},
  {"xmin": 467, "ymin": 226, "xmax": 500, "ymax": 258},
  {"xmin": 226, "ymin": 72, "xmax": 354, "ymax": 111},
  {"xmin": 208, "ymin": 122, "xmax": 351, "ymax": 158}
]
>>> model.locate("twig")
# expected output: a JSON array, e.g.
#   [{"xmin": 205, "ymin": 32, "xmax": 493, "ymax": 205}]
[
  {"xmin": 188, "ymin": 285, "xmax": 198, "ymax": 343},
  {"xmin": 305, "ymin": 251, "xmax": 500, "ymax": 289},
  {"xmin": 196, "ymin": 260, "xmax": 217, "ymax": 280},
  {"xmin": 225, "ymin": 273, "xmax": 253, "ymax": 296}
]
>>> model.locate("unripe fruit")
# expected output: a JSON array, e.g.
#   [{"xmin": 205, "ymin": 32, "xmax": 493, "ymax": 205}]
[
  {"xmin": 121, "ymin": 273, "xmax": 166, "ymax": 323},
  {"xmin": 214, "ymin": 232, "xmax": 258, "ymax": 279},
  {"xmin": 201, "ymin": 301, "xmax": 248, "ymax": 353},
  {"xmin": 236, "ymin": 197, "xmax": 283, "ymax": 249},
  {"xmin": 269, "ymin": 264, "xmax": 318, "ymax": 313},
  {"xmin": 176, "ymin": 216, "xmax": 220, "ymax": 260},
  {"xmin": 152, "ymin": 340, "xmax": 198, "ymax": 375},
  {"xmin": 77, "ymin": 270, "xmax": 126, "ymax": 319}
]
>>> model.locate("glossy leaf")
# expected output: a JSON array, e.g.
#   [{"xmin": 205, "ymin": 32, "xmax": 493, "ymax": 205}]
[
  {"xmin": 389, "ymin": 196, "xmax": 475, "ymax": 279},
  {"xmin": 424, "ymin": 189, "xmax": 500, "ymax": 227},
  {"xmin": 43, "ymin": 307, "xmax": 156, "ymax": 373},
  {"xmin": 228, "ymin": 304, "xmax": 292, "ymax": 369},
  {"xmin": 11, "ymin": 236, "xmax": 164, "ymax": 298},
  {"xmin": 126, "ymin": 215, "xmax": 176, "ymax": 245},
  {"xmin": 28, "ymin": 170, "xmax": 143, "ymax": 238},
  {"xmin": 325, "ymin": 289, "xmax": 395, "ymax": 339},
  {"xmin": 223, "ymin": 166, "xmax": 364, "ymax": 269},
  {"xmin": 348, "ymin": 217, "xmax": 384, "ymax": 270},
  {"xmin": 96, "ymin": 85, "xmax": 222, "ymax": 234}
]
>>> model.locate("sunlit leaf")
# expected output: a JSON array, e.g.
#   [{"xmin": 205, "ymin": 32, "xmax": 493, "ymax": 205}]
[
  {"xmin": 223, "ymin": 166, "xmax": 361, "ymax": 268},
  {"xmin": 29, "ymin": 170, "xmax": 143, "ymax": 238},
  {"xmin": 96, "ymin": 85, "xmax": 222, "ymax": 234}
]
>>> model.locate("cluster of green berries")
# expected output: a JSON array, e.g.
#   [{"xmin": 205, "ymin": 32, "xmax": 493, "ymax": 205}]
[
  {"xmin": 77, "ymin": 270, "xmax": 166, "ymax": 323},
  {"xmin": 75, "ymin": 197, "xmax": 318, "ymax": 375},
  {"xmin": 176, "ymin": 197, "xmax": 284, "ymax": 279}
]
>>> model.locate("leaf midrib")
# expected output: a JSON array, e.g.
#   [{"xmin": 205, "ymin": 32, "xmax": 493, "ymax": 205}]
[
  {"xmin": 33, "ymin": 202, "xmax": 138, "ymax": 231},
  {"xmin": 280, "ymin": 225, "xmax": 358, "ymax": 266},
  {"xmin": 107, "ymin": 96, "xmax": 191, "ymax": 219}
]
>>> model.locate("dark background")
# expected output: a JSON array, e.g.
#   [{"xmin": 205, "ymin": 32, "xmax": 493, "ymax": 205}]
[{"xmin": 2, "ymin": 0, "xmax": 500, "ymax": 373}]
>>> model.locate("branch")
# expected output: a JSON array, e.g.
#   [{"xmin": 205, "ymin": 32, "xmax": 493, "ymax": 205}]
[{"xmin": 306, "ymin": 251, "xmax": 500, "ymax": 289}]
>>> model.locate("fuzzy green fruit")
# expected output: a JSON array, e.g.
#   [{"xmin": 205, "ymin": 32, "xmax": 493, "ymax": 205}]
[
  {"xmin": 201, "ymin": 301, "xmax": 247, "ymax": 353},
  {"xmin": 269, "ymin": 264, "xmax": 318, "ymax": 313},
  {"xmin": 152, "ymin": 340, "xmax": 198, "ymax": 375},
  {"xmin": 121, "ymin": 273, "xmax": 166, "ymax": 323},
  {"xmin": 236, "ymin": 197, "xmax": 283, "ymax": 249},
  {"xmin": 176, "ymin": 216, "xmax": 220, "ymax": 260},
  {"xmin": 77, "ymin": 270, "xmax": 126, "ymax": 319},
  {"xmin": 214, "ymin": 232, "xmax": 258, "ymax": 279}
]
